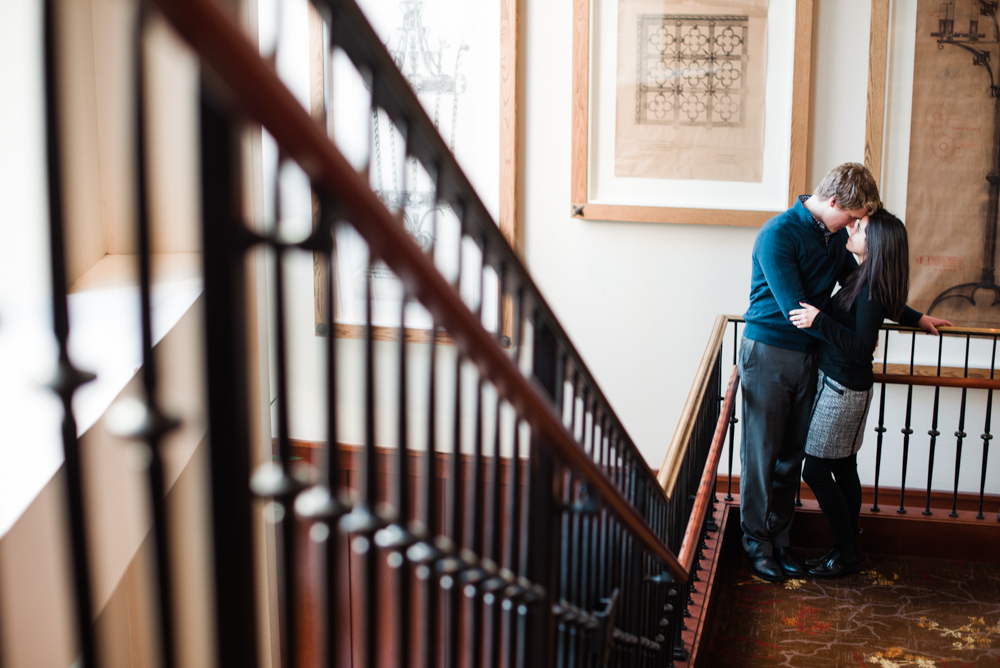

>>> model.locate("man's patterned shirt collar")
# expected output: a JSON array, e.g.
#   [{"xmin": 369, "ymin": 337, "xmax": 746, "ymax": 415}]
[{"xmin": 799, "ymin": 194, "xmax": 834, "ymax": 248}]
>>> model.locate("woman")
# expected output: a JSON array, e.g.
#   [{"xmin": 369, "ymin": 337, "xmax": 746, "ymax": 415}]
[{"xmin": 788, "ymin": 209, "xmax": 910, "ymax": 579}]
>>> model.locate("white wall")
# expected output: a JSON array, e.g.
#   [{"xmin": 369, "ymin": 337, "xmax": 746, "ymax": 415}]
[
  {"xmin": 520, "ymin": 0, "xmax": 872, "ymax": 468},
  {"xmin": 520, "ymin": 0, "xmax": 999, "ymax": 495},
  {"xmin": 262, "ymin": 0, "xmax": 997, "ymax": 494}
]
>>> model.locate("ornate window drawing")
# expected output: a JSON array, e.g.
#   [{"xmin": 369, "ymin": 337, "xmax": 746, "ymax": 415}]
[
  {"xmin": 636, "ymin": 15, "xmax": 749, "ymax": 128},
  {"xmin": 373, "ymin": 1, "xmax": 468, "ymax": 253}
]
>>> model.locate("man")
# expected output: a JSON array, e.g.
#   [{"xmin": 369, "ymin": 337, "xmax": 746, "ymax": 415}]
[{"xmin": 739, "ymin": 162, "xmax": 950, "ymax": 581}]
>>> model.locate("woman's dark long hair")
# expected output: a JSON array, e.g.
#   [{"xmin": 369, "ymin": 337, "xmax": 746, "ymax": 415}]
[{"xmin": 834, "ymin": 209, "xmax": 909, "ymax": 319}]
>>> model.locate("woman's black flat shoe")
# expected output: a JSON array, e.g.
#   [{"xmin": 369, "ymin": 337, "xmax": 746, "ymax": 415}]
[
  {"xmin": 807, "ymin": 550, "xmax": 862, "ymax": 579},
  {"xmin": 804, "ymin": 547, "xmax": 837, "ymax": 568}
]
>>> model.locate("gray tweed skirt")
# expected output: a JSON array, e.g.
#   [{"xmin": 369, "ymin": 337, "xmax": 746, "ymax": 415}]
[{"xmin": 804, "ymin": 370, "xmax": 874, "ymax": 459}]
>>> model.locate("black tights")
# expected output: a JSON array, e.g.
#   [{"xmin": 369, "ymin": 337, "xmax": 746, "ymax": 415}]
[{"xmin": 802, "ymin": 453, "xmax": 861, "ymax": 559}]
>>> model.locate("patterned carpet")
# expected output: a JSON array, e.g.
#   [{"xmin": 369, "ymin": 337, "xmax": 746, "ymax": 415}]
[{"xmin": 698, "ymin": 533, "xmax": 1000, "ymax": 667}]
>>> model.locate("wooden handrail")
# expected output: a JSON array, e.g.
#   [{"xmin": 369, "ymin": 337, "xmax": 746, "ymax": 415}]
[
  {"xmin": 657, "ymin": 314, "xmax": 730, "ymax": 497},
  {"xmin": 873, "ymin": 373, "xmax": 1000, "ymax": 390},
  {"xmin": 676, "ymin": 366, "xmax": 739, "ymax": 574},
  {"xmin": 151, "ymin": 0, "xmax": 685, "ymax": 578}
]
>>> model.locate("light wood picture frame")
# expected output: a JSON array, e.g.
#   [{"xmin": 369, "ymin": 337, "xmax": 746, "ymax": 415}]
[
  {"xmin": 312, "ymin": 0, "xmax": 521, "ymax": 340},
  {"xmin": 864, "ymin": 0, "xmax": 890, "ymax": 181},
  {"xmin": 570, "ymin": 0, "xmax": 813, "ymax": 227}
]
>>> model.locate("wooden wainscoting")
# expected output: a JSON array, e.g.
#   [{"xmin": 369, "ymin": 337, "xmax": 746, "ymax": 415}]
[
  {"xmin": 286, "ymin": 440, "xmax": 530, "ymax": 668},
  {"xmin": 715, "ymin": 475, "xmax": 1000, "ymax": 563}
]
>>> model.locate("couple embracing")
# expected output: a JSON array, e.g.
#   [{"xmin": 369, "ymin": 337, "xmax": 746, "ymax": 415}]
[{"xmin": 738, "ymin": 163, "xmax": 951, "ymax": 581}]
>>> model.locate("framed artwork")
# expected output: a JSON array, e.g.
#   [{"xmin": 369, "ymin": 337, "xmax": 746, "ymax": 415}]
[
  {"xmin": 866, "ymin": 0, "xmax": 1000, "ymax": 327},
  {"xmin": 312, "ymin": 0, "xmax": 519, "ymax": 340},
  {"xmin": 570, "ymin": 0, "xmax": 813, "ymax": 226}
]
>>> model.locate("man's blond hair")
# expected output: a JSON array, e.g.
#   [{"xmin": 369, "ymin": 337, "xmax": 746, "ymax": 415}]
[{"xmin": 813, "ymin": 162, "xmax": 881, "ymax": 215}]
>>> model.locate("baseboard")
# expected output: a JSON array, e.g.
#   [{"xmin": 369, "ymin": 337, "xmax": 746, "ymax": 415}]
[{"xmin": 715, "ymin": 474, "xmax": 1000, "ymax": 517}]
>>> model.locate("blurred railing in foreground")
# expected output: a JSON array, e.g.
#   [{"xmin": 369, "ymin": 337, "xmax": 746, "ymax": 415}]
[{"xmin": 32, "ymin": 0, "xmax": 743, "ymax": 666}]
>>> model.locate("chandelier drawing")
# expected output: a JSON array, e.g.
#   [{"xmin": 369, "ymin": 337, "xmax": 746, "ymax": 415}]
[
  {"xmin": 635, "ymin": 15, "xmax": 748, "ymax": 127},
  {"xmin": 926, "ymin": 0, "xmax": 1000, "ymax": 314},
  {"xmin": 372, "ymin": 0, "xmax": 467, "ymax": 251}
]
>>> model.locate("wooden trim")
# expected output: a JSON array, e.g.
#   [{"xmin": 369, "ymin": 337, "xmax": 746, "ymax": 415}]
[
  {"xmin": 316, "ymin": 323, "xmax": 455, "ymax": 345},
  {"xmin": 878, "ymin": 362, "xmax": 996, "ymax": 381},
  {"xmin": 570, "ymin": 0, "xmax": 813, "ymax": 225},
  {"xmin": 864, "ymin": 0, "xmax": 890, "ymax": 182},
  {"xmin": 499, "ymin": 0, "xmax": 520, "ymax": 341},
  {"xmin": 499, "ymin": 0, "xmax": 520, "ymax": 257},
  {"xmin": 570, "ymin": 203, "xmax": 774, "ymax": 227},
  {"xmin": 678, "ymin": 496, "xmax": 732, "ymax": 667},
  {"xmin": 569, "ymin": 0, "xmax": 589, "ymax": 209},
  {"xmin": 874, "ymin": 373, "xmax": 1000, "ymax": 391},
  {"xmin": 787, "ymin": 0, "xmax": 813, "ymax": 206},
  {"xmin": 715, "ymin": 474, "xmax": 1000, "ymax": 516},
  {"xmin": 658, "ymin": 315, "xmax": 730, "ymax": 497},
  {"xmin": 879, "ymin": 322, "xmax": 1000, "ymax": 336}
]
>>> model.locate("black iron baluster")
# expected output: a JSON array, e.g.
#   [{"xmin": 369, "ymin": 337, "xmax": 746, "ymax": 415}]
[
  {"xmin": 950, "ymin": 335, "xmax": 972, "ymax": 518},
  {"xmin": 566, "ymin": 375, "xmax": 581, "ymax": 667},
  {"xmin": 338, "ymin": 264, "xmax": 383, "ymax": 668},
  {"xmin": 335, "ymin": 95, "xmax": 387, "ymax": 668},
  {"xmin": 484, "ymin": 263, "xmax": 509, "ymax": 668},
  {"xmin": 924, "ymin": 336, "xmax": 945, "ymax": 515},
  {"xmin": 388, "ymin": 289, "xmax": 415, "ymax": 664},
  {"xmin": 524, "ymin": 315, "xmax": 559, "ymax": 668},
  {"xmin": 872, "ymin": 329, "xmax": 891, "ymax": 512},
  {"xmin": 726, "ymin": 320, "xmax": 739, "ymax": 500},
  {"xmin": 898, "ymin": 332, "xmax": 917, "ymax": 514},
  {"xmin": 296, "ymin": 201, "xmax": 350, "ymax": 668},
  {"xmin": 446, "ymin": 211, "xmax": 467, "ymax": 668},
  {"xmin": 505, "ymin": 292, "xmax": 527, "ymax": 668},
  {"xmin": 43, "ymin": 1, "xmax": 99, "ymax": 663},
  {"xmin": 467, "ymin": 238, "xmax": 488, "ymax": 668},
  {"xmin": 555, "ymin": 486, "xmax": 569, "ymax": 668},
  {"xmin": 486, "ymin": 321, "xmax": 505, "ymax": 668},
  {"xmin": 118, "ymin": 12, "xmax": 180, "ymax": 665},
  {"xmin": 250, "ymin": 156, "xmax": 305, "ymax": 668},
  {"xmin": 418, "ymin": 314, "xmax": 441, "ymax": 668},
  {"xmin": 585, "ymin": 406, "xmax": 600, "ymax": 664},
  {"xmin": 199, "ymin": 85, "xmax": 259, "ymax": 668},
  {"xmin": 978, "ymin": 336, "xmax": 997, "ymax": 520},
  {"xmin": 371, "ymin": 125, "xmax": 419, "ymax": 664},
  {"xmin": 409, "ymin": 182, "xmax": 442, "ymax": 668}
]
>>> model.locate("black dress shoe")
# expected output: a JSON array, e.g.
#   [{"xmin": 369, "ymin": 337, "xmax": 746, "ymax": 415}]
[
  {"xmin": 807, "ymin": 550, "xmax": 862, "ymax": 579},
  {"xmin": 774, "ymin": 547, "xmax": 806, "ymax": 577},
  {"xmin": 745, "ymin": 553, "xmax": 785, "ymax": 581},
  {"xmin": 804, "ymin": 546, "xmax": 838, "ymax": 568}
]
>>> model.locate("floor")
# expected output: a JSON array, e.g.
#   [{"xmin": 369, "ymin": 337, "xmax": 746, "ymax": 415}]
[{"xmin": 697, "ymin": 524, "xmax": 1000, "ymax": 667}]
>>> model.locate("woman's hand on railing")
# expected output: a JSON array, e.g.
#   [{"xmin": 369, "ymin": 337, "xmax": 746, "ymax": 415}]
[
  {"xmin": 789, "ymin": 302, "xmax": 818, "ymax": 329},
  {"xmin": 917, "ymin": 314, "xmax": 953, "ymax": 336}
]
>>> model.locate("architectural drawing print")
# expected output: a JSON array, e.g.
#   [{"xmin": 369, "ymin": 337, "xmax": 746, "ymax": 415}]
[
  {"xmin": 905, "ymin": 0, "xmax": 1000, "ymax": 326},
  {"xmin": 614, "ymin": 0, "xmax": 768, "ymax": 183},
  {"xmin": 636, "ymin": 15, "xmax": 749, "ymax": 128},
  {"xmin": 342, "ymin": 0, "xmax": 471, "ymax": 327},
  {"xmin": 373, "ymin": 0, "xmax": 468, "ymax": 252}
]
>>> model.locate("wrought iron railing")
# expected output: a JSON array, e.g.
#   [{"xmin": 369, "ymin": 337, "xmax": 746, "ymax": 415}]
[
  {"xmin": 30, "ymin": 0, "xmax": 743, "ymax": 666},
  {"xmin": 716, "ymin": 316, "xmax": 1000, "ymax": 522}
]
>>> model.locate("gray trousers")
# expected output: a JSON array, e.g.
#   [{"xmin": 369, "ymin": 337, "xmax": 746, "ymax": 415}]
[{"xmin": 738, "ymin": 337, "xmax": 817, "ymax": 557}]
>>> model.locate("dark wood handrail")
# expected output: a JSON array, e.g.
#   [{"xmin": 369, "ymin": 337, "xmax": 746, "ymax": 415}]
[
  {"xmin": 873, "ymin": 374, "xmax": 1000, "ymax": 390},
  {"xmin": 676, "ymin": 366, "xmax": 739, "ymax": 574},
  {"xmin": 152, "ymin": 0, "xmax": 685, "ymax": 578},
  {"xmin": 314, "ymin": 0, "xmax": 666, "ymax": 505}
]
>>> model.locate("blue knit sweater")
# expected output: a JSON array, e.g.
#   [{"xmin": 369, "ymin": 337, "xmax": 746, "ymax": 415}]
[{"xmin": 743, "ymin": 198, "xmax": 920, "ymax": 352}]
